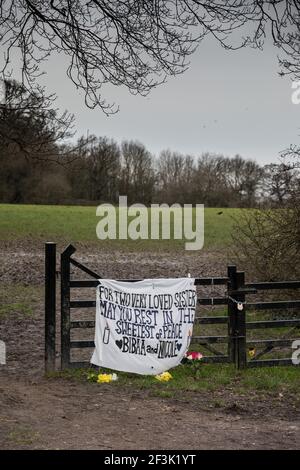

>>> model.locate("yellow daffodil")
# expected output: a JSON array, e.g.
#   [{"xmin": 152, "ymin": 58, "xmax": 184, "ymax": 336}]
[
  {"xmin": 248, "ymin": 348, "xmax": 256, "ymax": 358},
  {"xmin": 97, "ymin": 373, "xmax": 118, "ymax": 383},
  {"xmin": 155, "ymin": 371, "xmax": 172, "ymax": 382},
  {"xmin": 97, "ymin": 373, "xmax": 112, "ymax": 383}
]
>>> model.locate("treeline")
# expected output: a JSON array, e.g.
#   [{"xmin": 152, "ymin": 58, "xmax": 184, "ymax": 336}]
[
  {"xmin": 0, "ymin": 80, "xmax": 298, "ymax": 207},
  {"xmin": 1, "ymin": 134, "xmax": 298, "ymax": 207}
]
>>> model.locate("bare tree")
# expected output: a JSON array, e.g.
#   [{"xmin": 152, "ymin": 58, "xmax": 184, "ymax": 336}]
[
  {"xmin": 191, "ymin": 153, "xmax": 264, "ymax": 207},
  {"xmin": 157, "ymin": 150, "xmax": 196, "ymax": 204},
  {"xmin": 0, "ymin": 135, "xmax": 72, "ymax": 203},
  {"xmin": 232, "ymin": 160, "xmax": 300, "ymax": 280},
  {"xmin": 194, "ymin": 153, "xmax": 228, "ymax": 205},
  {"xmin": 157, "ymin": 150, "xmax": 185, "ymax": 186},
  {"xmin": 120, "ymin": 140, "xmax": 155, "ymax": 204},
  {"xmin": 225, "ymin": 155, "xmax": 264, "ymax": 207},
  {"xmin": 232, "ymin": 203, "xmax": 300, "ymax": 280},
  {"xmin": 263, "ymin": 162, "xmax": 297, "ymax": 205},
  {"xmin": 1, "ymin": 1, "xmax": 299, "ymax": 111},
  {"xmin": 86, "ymin": 136, "xmax": 120, "ymax": 202},
  {"xmin": 0, "ymin": 79, "xmax": 76, "ymax": 162},
  {"xmin": 280, "ymin": 145, "xmax": 300, "ymax": 170}
]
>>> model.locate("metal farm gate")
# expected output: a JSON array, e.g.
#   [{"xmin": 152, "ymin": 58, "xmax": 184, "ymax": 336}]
[{"xmin": 44, "ymin": 242, "xmax": 300, "ymax": 372}]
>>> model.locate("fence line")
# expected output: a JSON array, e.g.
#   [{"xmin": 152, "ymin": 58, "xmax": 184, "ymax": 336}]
[{"xmin": 44, "ymin": 243, "xmax": 300, "ymax": 372}]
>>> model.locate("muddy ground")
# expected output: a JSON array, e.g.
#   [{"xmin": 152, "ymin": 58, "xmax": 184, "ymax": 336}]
[{"xmin": 0, "ymin": 241, "xmax": 299, "ymax": 450}]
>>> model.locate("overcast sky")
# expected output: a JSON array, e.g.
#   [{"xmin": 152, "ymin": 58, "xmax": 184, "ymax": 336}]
[{"xmin": 37, "ymin": 35, "xmax": 300, "ymax": 165}]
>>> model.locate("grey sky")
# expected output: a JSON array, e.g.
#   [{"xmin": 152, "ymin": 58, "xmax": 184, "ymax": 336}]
[{"xmin": 38, "ymin": 36, "xmax": 300, "ymax": 165}]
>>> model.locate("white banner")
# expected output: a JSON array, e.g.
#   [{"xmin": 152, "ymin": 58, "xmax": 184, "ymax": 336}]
[{"xmin": 91, "ymin": 278, "xmax": 197, "ymax": 375}]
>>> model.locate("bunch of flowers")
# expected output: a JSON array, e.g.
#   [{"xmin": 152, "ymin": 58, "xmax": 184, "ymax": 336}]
[
  {"xmin": 185, "ymin": 351, "xmax": 203, "ymax": 361},
  {"xmin": 87, "ymin": 371, "xmax": 118, "ymax": 383},
  {"xmin": 155, "ymin": 371, "xmax": 173, "ymax": 382},
  {"xmin": 181, "ymin": 351, "xmax": 203, "ymax": 367},
  {"xmin": 97, "ymin": 373, "xmax": 118, "ymax": 383}
]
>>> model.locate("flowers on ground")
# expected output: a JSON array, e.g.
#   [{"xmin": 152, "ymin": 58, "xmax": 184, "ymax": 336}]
[
  {"xmin": 155, "ymin": 371, "xmax": 173, "ymax": 382},
  {"xmin": 185, "ymin": 351, "xmax": 203, "ymax": 361},
  {"xmin": 87, "ymin": 371, "xmax": 118, "ymax": 383},
  {"xmin": 97, "ymin": 373, "xmax": 118, "ymax": 383}
]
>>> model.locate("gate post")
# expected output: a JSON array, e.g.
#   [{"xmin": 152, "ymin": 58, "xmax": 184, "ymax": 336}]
[
  {"xmin": 227, "ymin": 265, "xmax": 237, "ymax": 364},
  {"xmin": 235, "ymin": 271, "xmax": 247, "ymax": 369},
  {"xmin": 227, "ymin": 267, "xmax": 247, "ymax": 369},
  {"xmin": 61, "ymin": 244, "xmax": 76, "ymax": 369},
  {"xmin": 45, "ymin": 242, "xmax": 56, "ymax": 373}
]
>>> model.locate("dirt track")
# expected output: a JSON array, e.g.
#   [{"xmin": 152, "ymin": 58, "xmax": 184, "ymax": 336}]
[
  {"xmin": 0, "ymin": 242, "xmax": 300, "ymax": 450},
  {"xmin": 1, "ymin": 375, "xmax": 299, "ymax": 450}
]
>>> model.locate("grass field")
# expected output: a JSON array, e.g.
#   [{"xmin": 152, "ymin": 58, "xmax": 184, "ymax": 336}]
[{"xmin": 0, "ymin": 204, "xmax": 245, "ymax": 249}]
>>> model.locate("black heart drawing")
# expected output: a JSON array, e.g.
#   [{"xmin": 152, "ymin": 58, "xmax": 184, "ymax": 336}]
[
  {"xmin": 177, "ymin": 343, "xmax": 182, "ymax": 351},
  {"xmin": 116, "ymin": 339, "xmax": 123, "ymax": 350}
]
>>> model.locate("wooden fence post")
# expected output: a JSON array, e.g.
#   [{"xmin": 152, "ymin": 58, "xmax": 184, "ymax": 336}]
[
  {"xmin": 236, "ymin": 271, "xmax": 246, "ymax": 369},
  {"xmin": 61, "ymin": 244, "xmax": 76, "ymax": 369},
  {"xmin": 45, "ymin": 242, "xmax": 56, "ymax": 373},
  {"xmin": 227, "ymin": 267, "xmax": 247, "ymax": 369},
  {"xmin": 227, "ymin": 265, "xmax": 237, "ymax": 364}
]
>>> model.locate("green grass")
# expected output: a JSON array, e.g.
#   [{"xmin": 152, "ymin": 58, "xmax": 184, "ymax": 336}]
[
  {"xmin": 0, "ymin": 204, "xmax": 245, "ymax": 249},
  {"xmin": 47, "ymin": 363, "xmax": 300, "ymax": 397}
]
